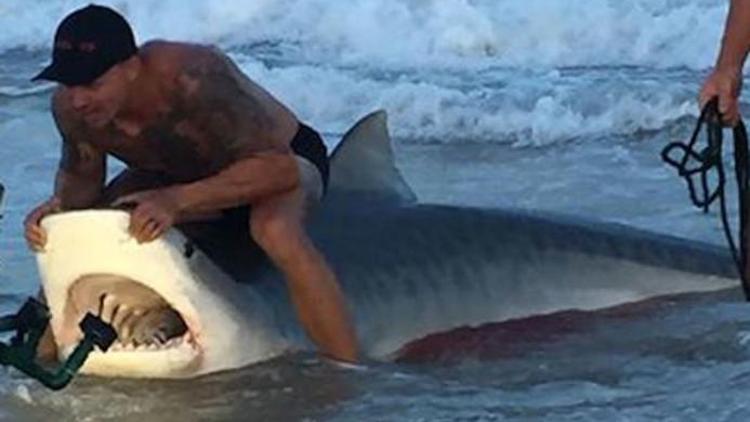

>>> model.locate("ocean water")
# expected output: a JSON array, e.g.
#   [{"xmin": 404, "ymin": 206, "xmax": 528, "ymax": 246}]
[{"xmin": 1, "ymin": 0, "xmax": 750, "ymax": 421}]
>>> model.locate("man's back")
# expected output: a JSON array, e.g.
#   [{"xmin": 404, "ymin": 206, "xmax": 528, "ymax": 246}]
[{"xmin": 53, "ymin": 40, "xmax": 299, "ymax": 182}]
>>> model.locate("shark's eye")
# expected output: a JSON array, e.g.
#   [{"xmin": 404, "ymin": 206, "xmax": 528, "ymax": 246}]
[{"xmin": 183, "ymin": 242, "xmax": 195, "ymax": 259}]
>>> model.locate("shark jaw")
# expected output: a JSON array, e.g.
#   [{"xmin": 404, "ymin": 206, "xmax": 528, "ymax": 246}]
[
  {"xmin": 56, "ymin": 274, "xmax": 204, "ymax": 378},
  {"xmin": 38, "ymin": 209, "xmax": 290, "ymax": 379}
]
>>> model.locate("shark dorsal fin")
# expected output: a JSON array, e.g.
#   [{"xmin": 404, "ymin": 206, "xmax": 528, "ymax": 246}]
[{"xmin": 328, "ymin": 110, "xmax": 417, "ymax": 204}]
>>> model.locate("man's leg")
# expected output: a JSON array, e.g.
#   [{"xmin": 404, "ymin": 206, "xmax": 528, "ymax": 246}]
[{"xmin": 249, "ymin": 158, "xmax": 358, "ymax": 362}]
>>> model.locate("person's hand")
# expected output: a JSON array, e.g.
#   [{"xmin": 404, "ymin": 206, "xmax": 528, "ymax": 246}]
[
  {"xmin": 112, "ymin": 188, "xmax": 182, "ymax": 243},
  {"xmin": 24, "ymin": 197, "xmax": 62, "ymax": 252},
  {"xmin": 699, "ymin": 66, "xmax": 743, "ymax": 126}
]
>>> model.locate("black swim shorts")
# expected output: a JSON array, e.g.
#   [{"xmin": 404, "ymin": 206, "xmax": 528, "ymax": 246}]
[{"xmin": 290, "ymin": 123, "xmax": 329, "ymax": 192}]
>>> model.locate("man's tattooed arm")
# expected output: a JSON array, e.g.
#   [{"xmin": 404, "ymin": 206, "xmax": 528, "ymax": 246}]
[
  {"xmin": 167, "ymin": 46, "xmax": 300, "ymax": 212},
  {"xmin": 52, "ymin": 93, "xmax": 106, "ymax": 209},
  {"xmin": 175, "ymin": 46, "xmax": 289, "ymax": 158}
]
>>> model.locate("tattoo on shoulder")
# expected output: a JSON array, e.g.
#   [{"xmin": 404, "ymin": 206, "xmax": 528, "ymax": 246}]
[{"xmin": 174, "ymin": 48, "xmax": 278, "ymax": 153}]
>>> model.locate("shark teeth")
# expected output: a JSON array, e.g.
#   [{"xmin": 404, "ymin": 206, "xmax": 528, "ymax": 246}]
[
  {"xmin": 103, "ymin": 332, "xmax": 196, "ymax": 353},
  {"xmin": 165, "ymin": 337, "xmax": 182, "ymax": 348}
]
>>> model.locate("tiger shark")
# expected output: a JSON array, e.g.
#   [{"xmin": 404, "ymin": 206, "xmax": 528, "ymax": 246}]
[{"xmin": 35, "ymin": 111, "xmax": 738, "ymax": 378}]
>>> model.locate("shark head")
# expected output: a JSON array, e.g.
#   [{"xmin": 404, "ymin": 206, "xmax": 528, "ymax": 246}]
[
  {"xmin": 36, "ymin": 110, "xmax": 409, "ymax": 378},
  {"xmin": 39, "ymin": 209, "xmax": 291, "ymax": 377}
]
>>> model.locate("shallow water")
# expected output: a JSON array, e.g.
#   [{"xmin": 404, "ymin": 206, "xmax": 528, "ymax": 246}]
[{"xmin": 2, "ymin": 1, "xmax": 750, "ymax": 421}]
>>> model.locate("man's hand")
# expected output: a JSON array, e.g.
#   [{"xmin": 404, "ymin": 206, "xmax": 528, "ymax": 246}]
[
  {"xmin": 24, "ymin": 197, "xmax": 62, "ymax": 252},
  {"xmin": 112, "ymin": 188, "xmax": 182, "ymax": 243},
  {"xmin": 699, "ymin": 66, "xmax": 743, "ymax": 126}
]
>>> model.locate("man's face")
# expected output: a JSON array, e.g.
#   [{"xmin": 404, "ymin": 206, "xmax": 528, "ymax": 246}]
[{"xmin": 61, "ymin": 62, "xmax": 133, "ymax": 128}]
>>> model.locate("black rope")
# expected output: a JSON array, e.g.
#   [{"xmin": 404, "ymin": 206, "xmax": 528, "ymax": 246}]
[{"xmin": 661, "ymin": 98, "xmax": 750, "ymax": 301}]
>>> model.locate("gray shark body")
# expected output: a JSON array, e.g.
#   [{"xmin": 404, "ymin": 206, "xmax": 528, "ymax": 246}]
[{"xmin": 38, "ymin": 111, "xmax": 738, "ymax": 378}]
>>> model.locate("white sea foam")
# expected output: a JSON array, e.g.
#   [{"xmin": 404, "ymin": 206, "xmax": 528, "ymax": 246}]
[
  {"xmin": 236, "ymin": 54, "xmax": 699, "ymax": 145},
  {"xmin": 0, "ymin": 0, "xmax": 730, "ymax": 70},
  {"xmin": 0, "ymin": 1, "xmax": 724, "ymax": 145}
]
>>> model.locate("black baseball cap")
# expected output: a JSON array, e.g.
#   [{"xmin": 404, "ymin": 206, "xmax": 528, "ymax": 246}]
[{"xmin": 32, "ymin": 4, "xmax": 137, "ymax": 86}]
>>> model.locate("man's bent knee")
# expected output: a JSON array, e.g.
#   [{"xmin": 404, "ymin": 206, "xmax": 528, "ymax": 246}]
[{"xmin": 250, "ymin": 206, "xmax": 306, "ymax": 257}]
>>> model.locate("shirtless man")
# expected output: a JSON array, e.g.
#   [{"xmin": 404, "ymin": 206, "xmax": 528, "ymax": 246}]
[{"xmin": 24, "ymin": 4, "xmax": 358, "ymax": 362}]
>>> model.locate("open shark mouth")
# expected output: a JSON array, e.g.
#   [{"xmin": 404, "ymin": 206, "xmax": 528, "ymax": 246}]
[
  {"xmin": 57, "ymin": 274, "xmax": 204, "ymax": 376},
  {"xmin": 37, "ymin": 207, "xmax": 283, "ymax": 378}
]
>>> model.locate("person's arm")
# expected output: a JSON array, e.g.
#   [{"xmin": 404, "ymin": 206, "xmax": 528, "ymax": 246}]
[
  {"xmin": 716, "ymin": 0, "xmax": 750, "ymax": 72},
  {"xmin": 172, "ymin": 151, "xmax": 299, "ymax": 214},
  {"xmin": 700, "ymin": 0, "xmax": 750, "ymax": 124},
  {"xmin": 172, "ymin": 47, "xmax": 300, "ymax": 212},
  {"xmin": 24, "ymin": 94, "xmax": 105, "ymax": 251},
  {"xmin": 51, "ymin": 94, "xmax": 106, "ymax": 210},
  {"xmin": 113, "ymin": 137, "xmax": 300, "ymax": 240}
]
